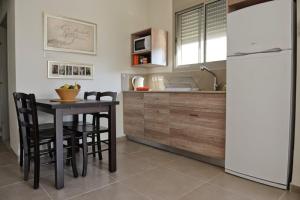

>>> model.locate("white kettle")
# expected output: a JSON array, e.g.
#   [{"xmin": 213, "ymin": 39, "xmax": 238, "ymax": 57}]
[{"xmin": 131, "ymin": 76, "xmax": 144, "ymax": 91}]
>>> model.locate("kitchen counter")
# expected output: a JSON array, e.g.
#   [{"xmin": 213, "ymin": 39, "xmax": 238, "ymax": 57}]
[
  {"xmin": 123, "ymin": 91, "xmax": 226, "ymax": 167},
  {"xmin": 123, "ymin": 90, "xmax": 226, "ymax": 94}
]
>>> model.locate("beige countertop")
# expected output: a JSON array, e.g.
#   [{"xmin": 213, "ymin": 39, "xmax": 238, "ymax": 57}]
[{"xmin": 122, "ymin": 90, "xmax": 226, "ymax": 94}]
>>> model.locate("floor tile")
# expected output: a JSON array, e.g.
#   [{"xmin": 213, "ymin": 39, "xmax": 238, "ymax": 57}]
[
  {"xmin": 280, "ymin": 191, "xmax": 300, "ymax": 200},
  {"xmin": 90, "ymin": 152, "xmax": 157, "ymax": 181},
  {"xmin": 0, "ymin": 152, "xmax": 18, "ymax": 166},
  {"xmin": 0, "ymin": 164, "xmax": 23, "ymax": 187},
  {"xmin": 0, "ymin": 143, "xmax": 10, "ymax": 153},
  {"xmin": 209, "ymin": 173, "xmax": 285, "ymax": 200},
  {"xmin": 121, "ymin": 166, "xmax": 204, "ymax": 200},
  {"xmin": 70, "ymin": 182, "xmax": 149, "ymax": 200},
  {"xmin": 0, "ymin": 182, "xmax": 50, "ymax": 200},
  {"xmin": 117, "ymin": 140, "xmax": 153, "ymax": 155},
  {"xmin": 40, "ymin": 170, "xmax": 116, "ymax": 200},
  {"xmin": 164, "ymin": 156, "xmax": 223, "ymax": 182},
  {"xmin": 179, "ymin": 183, "xmax": 251, "ymax": 200},
  {"xmin": 131, "ymin": 148, "xmax": 180, "ymax": 166}
]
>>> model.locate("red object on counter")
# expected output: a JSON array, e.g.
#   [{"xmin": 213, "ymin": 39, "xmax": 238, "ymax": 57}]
[{"xmin": 136, "ymin": 86, "xmax": 149, "ymax": 91}]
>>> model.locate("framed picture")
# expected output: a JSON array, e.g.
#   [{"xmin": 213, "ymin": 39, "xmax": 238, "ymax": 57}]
[
  {"xmin": 44, "ymin": 13, "xmax": 97, "ymax": 55},
  {"xmin": 48, "ymin": 61, "xmax": 94, "ymax": 79}
]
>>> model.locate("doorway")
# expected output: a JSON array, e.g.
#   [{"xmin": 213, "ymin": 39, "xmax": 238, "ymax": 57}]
[{"xmin": 0, "ymin": 14, "xmax": 9, "ymax": 145}]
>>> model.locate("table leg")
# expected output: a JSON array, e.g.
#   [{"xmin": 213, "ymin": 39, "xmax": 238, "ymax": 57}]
[
  {"xmin": 109, "ymin": 105, "xmax": 117, "ymax": 172},
  {"xmin": 55, "ymin": 109, "xmax": 64, "ymax": 189}
]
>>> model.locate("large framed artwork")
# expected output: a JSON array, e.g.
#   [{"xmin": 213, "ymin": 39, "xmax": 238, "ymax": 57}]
[
  {"xmin": 48, "ymin": 61, "xmax": 94, "ymax": 80},
  {"xmin": 44, "ymin": 14, "xmax": 97, "ymax": 55}
]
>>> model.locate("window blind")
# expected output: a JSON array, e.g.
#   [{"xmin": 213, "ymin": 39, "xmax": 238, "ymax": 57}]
[
  {"xmin": 175, "ymin": 0, "xmax": 227, "ymax": 66},
  {"xmin": 178, "ymin": 7, "xmax": 204, "ymax": 45},
  {"xmin": 206, "ymin": 0, "xmax": 226, "ymax": 38}
]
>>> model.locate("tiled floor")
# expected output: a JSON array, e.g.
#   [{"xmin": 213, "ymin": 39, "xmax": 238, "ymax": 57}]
[{"xmin": 0, "ymin": 139, "xmax": 299, "ymax": 200}]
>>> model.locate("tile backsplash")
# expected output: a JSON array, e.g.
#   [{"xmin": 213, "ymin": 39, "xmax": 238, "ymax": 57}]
[{"xmin": 122, "ymin": 69, "xmax": 226, "ymax": 91}]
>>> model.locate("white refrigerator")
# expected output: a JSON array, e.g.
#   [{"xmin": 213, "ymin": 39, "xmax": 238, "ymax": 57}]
[{"xmin": 225, "ymin": 0, "xmax": 295, "ymax": 189}]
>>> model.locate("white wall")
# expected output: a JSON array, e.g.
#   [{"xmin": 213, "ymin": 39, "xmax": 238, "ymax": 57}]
[
  {"xmin": 147, "ymin": 0, "xmax": 173, "ymax": 74},
  {"xmin": 9, "ymin": 0, "xmax": 151, "ymax": 154},
  {"xmin": 292, "ymin": 0, "xmax": 300, "ymax": 188}
]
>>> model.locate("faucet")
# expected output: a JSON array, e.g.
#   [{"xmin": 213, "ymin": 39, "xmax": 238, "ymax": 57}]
[{"xmin": 200, "ymin": 65, "xmax": 219, "ymax": 91}]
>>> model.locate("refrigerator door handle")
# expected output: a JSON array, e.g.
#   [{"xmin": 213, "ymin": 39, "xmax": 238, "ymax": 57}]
[{"xmin": 228, "ymin": 48, "xmax": 284, "ymax": 57}]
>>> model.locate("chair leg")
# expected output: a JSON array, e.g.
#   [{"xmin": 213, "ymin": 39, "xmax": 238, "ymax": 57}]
[
  {"xmin": 71, "ymin": 136, "xmax": 78, "ymax": 178},
  {"xmin": 33, "ymin": 142, "xmax": 40, "ymax": 189},
  {"xmin": 47, "ymin": 142, "xmax": 53, "ymax": 159},
  {"xmin": 96, "ymin": 134, "xmax": 102, "ymax": 160},
  {"xmin": 22, "ymin": 135, "xmax": 30, "ymax": 181},
  {"xmin": 23, "ymin": 151, "xmax": 30, "ymax": 181},
  {"xmin": 92, "ymin": 133, "xmax": 96, "ymax": 158},
  {"xmin": 19, "ymin": 143, "xmax": 23, "ymax": 167},
  {"xmin": 66, "ymin": 139, "xmax": 71, "ymax": 166},
  {"xmin": 82, "ymin": 133, "xmax": 88, "ymax": 177}
]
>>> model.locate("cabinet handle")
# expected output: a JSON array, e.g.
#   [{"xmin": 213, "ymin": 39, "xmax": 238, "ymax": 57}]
[{"xmin": 189, "ymin": 114, "xmax": 199, "ymax": 117}]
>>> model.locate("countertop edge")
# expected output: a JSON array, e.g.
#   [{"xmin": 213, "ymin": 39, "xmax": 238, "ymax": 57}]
[{"xmin": 122, "ymin": 90, "xmax": 226, "ymax": 94}]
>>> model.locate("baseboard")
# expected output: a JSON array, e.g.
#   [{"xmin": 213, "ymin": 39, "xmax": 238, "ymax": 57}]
[
  {"xmin": 116, "ymin": 136, "xmax": 127, "ymax": 142},
  {"xmin": 127, "ymin": 135, "xmax": 224, "ymax": 167},
  {"xmin": 290, "ymin": 184, "xmax": 300, "ymax": 193}
]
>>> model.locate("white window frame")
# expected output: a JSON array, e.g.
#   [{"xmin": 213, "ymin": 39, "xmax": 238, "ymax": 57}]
[{"xmin": 175, "ymin": 0, "xmax": 227, "ymax": 71}]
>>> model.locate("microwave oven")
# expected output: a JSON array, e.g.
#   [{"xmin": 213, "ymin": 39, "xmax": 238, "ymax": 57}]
[{"xmin": 133, "ymin": 36, "xmax": 151, "ymax": 53}]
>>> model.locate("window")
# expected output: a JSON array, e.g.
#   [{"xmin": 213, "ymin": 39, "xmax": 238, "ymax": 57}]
[{"xmin": 175, "ymin": 0, "xmax": 226, "ymax": 67}]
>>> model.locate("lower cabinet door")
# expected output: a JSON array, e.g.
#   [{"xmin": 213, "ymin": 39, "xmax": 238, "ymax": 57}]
[
  {"xmin": 144, "ymin": 93, "xmax": 170, "ymax": 145},
  {"xmin": 144, "ymin": 107, "xmax": 170, "ymax": 145},
  {"xmin": 170, "ymin": 106, "xmax": 225, "ymax": 159},
  {"xmin": 123, "ymin": 93, "xmax": 144, "ymax": 138}
]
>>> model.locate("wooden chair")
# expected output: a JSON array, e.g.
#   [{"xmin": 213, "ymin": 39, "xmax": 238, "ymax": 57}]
[
  {"xmin": 13, "ymin": 92, "xmax": 78, "ymax": 189},
  {"xmin": 64, "ymin": 91, "xmax": 117, "ymax": 176}
]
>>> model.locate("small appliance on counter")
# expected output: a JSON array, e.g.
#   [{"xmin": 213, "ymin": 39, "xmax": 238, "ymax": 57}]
[{"xmin": 131, "ymin": 76, "xmax": 145, "ymax": 91}]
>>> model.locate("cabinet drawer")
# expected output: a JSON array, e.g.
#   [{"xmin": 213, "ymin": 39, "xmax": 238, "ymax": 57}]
[
  {"xmin": 170, "ymin": 93, "xmax": 225, "ymax": 113},
  {"xmin": 170, "ymin": 106, "xmax": 225, "ymax": 159},
  {"xmin": 144, "ymin": 93, "xmax": 169, "ymax": 108},
  {"xmin": 144, "ymin": 108, "xmax": 169, "ymax": 145}
]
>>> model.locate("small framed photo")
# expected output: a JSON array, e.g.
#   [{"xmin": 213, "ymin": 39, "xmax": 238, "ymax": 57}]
[{"xmin": 48, "ymin": 61, "xmax": 94, "ymax": 79}]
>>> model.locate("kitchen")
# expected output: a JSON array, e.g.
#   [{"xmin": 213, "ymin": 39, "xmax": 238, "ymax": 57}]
[
  {"xmin": 0, "ymin": 0, "xmax": 299, "ymax": 199},
  {"xmin": 122, "ymin": 0, "xmax": 298, "ymax": 196}
]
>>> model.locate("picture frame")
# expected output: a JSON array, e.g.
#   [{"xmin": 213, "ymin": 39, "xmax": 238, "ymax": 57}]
[
  {"xmin": 44, "ymin": 13, "xmax": 97, "ymax": 55},
  {"xmin": 48, "ymin": 61, "xmax": 94, "ymax": 80}
]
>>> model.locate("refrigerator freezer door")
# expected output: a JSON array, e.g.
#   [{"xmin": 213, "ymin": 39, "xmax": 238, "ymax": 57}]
[
  {"xmin": 226, "ymin": 50, "xmax": 293, "ymax": 187},
  {"xmin": 227, "ymin": 0, "xmax": 293, "ymax": 56}
]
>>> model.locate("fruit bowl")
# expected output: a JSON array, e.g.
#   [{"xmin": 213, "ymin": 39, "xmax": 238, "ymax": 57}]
[
  {"xmin": 55, "ymin": 83, "xmax": 81, "ymax": 101},
  {"xmin": 55, "ymin": 89, "xmax": 80, "ymax": 101}
]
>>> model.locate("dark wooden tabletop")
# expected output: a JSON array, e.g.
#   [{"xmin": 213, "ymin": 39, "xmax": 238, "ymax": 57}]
[{"xmin": 36, "ymin": 99, "xmax": 119, "ymax": 109}]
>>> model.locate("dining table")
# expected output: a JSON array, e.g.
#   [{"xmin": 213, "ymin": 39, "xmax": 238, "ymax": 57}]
[{"xmin": 36, "ymin": 99, "xmax": 119, "ymax": 189}]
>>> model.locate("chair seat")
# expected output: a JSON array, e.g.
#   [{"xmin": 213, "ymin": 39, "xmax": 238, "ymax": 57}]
[
  {"xmin": 28, "ymin": 123, "xmax": 73, "ymax": 141},
  {"xmin": 64, "ymin": 121, "xmax": 108, "ymax": 134}
]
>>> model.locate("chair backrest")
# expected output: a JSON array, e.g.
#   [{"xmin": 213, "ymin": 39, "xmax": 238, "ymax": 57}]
[
  {"xmin": 96, "ymin": 91, "xmax": 117, "ymax": 101},
  {"xmin": 83, "ymin": 91, "xmax": 98, "ymax": 124},
  {"xmin": 13, "ymin": 92, "xmax": 39, "ymax": 148},
  {"xmin": 84, "ymin": 91, "xmax": 97, "ymax": 100}
]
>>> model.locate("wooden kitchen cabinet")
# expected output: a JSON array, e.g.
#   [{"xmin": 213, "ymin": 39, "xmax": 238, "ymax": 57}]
[
  {"xmin": 123, "ymin": 91, "xmax": 226, "ymax": 162},
  {"xmin": 123, "ymin": 92, "xmax": 144, "ymax": 138},
  {"xmin": 170, "ymin": 93, "xmax": 226, "ymax": 159},
  {"xmin": 144, "ymin": 93, "xmax": 170, "ymax": 145}
]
